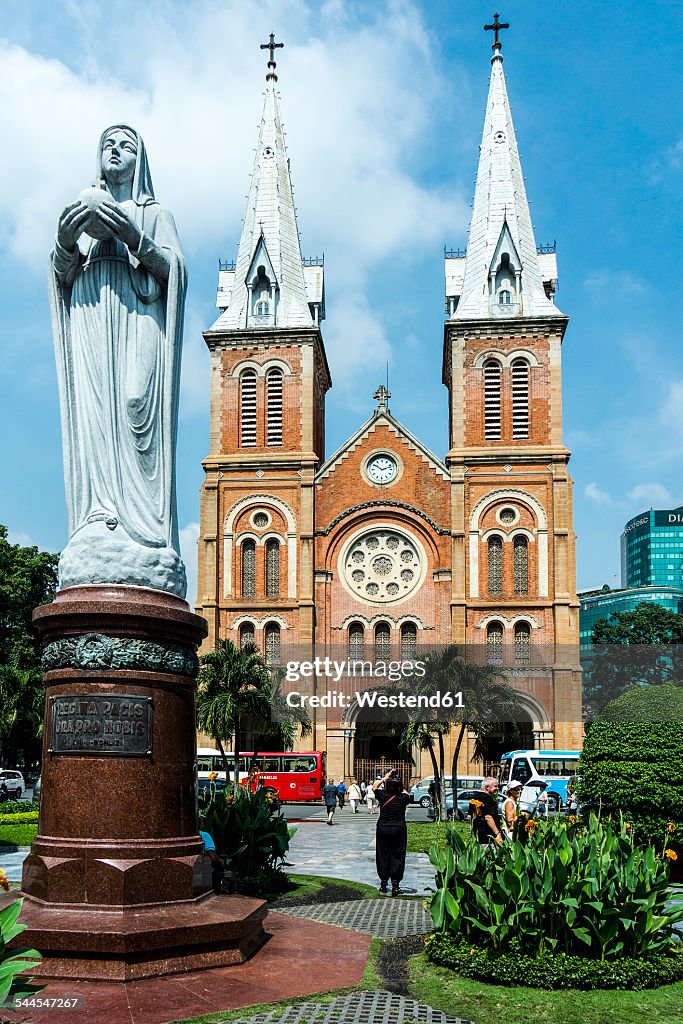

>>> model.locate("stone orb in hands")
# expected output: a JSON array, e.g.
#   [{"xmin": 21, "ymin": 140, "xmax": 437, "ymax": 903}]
[{"xmin": 77, "ymin": 187, "xmax": 116, "ymax": 241}]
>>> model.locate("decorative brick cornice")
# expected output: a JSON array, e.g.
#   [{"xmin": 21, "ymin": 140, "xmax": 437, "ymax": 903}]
[{"xmin": 316, "ymin": 500, "xmax": 450, "ymax": 537}]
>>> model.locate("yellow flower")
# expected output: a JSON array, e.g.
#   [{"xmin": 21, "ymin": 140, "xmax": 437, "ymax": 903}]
[
  {"xmin": 625, "ymin": 822, "xmax": 631, "ymax": 832},
  {"xmin": 568, "ymin": 815, "xmax": 576, "ymax": 823},
  {"xmin": 225, "ymin": 794, "xmax": 234, "ymax": 805},
  {"xmin": 667, "ymin": 822, "xmax": 677, "ymax": 833},
  {"xmin": 0, "ymin": 870, "xmax": 9, "ymax": 893},
  {"xmin": 208, "ymin": 772, "xmax": 218, "ymax": 781},
  {"xmin": 665, "ymin": 849, "xmax": 678, "ymax": 861},
  {"xmin": 470, "ymin": 799, "xmax": 483, "ymax": 807}
]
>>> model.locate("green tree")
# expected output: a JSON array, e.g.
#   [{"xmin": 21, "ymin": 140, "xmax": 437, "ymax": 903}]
[
  {"xmin": 586, "ymin": 602, "xmax": 683, "ymax": 714},
  {"xmin": 577, "ymin": 681, "xmax": 683, "ymax": 847},
  {"xmin": 398, "ymin": 718, "xmax": 450, "ymax": 811},
  {"xmin": 0, "ymin": 525, "xmax": 58, "ymax": 766},
  {"xmin": 196, "ymin": 639, "xmax": 311, "ymax": 787}
]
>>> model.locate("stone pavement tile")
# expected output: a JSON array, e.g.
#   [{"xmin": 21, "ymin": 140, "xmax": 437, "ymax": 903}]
[
  {"xmin": 222, "ymin": 989, "xmax": 473, "ymax": 1024},
  {"xmin": 276, "ymin": 897, "xmax": 432, "ymax": 938},
  {"xmin": 2, "ymin": 912, "xmax": 371, "ymax": 1024}
]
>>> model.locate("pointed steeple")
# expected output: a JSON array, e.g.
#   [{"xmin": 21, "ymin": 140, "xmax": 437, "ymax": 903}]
[
  {"xmin": 453, "ymin": 25, "xmax": 562, "ymax": 320},
  {"xmin": 211, "ymin": 38, "xmax": 314, "ymax": 331}
]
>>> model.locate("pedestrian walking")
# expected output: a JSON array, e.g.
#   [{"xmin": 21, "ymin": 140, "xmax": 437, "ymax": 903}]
[
  {"xmin": 347, "ymin": 779, "xmax": 362, "ymax": 813},
  {"xmin": 468, "ymin": 776, "xmax": 504, "ymax": 845},
  {"xmin": 336, "ymin": 779, "xmax": 347, "ymax": 809},
  {"xmin": 366, "ymin": 785, "xmax": 376, "ymax": 814},
  {"xmin": 502, "ymin": 780, "xmax": 523, "ymax": 837},
  {"xmin": 360, "ymin": 780, "xmax": 367, "ymax": 800},
  {"xmin": 322, "ymin": 777, "xmax": 338, "ymax": 825},
  {"xmin": 534, "ymin": 782, "xmax": 549, "ymax": 818},
  {"xmin": 370, "ymin": 769, "xmax": 410, "ymax": 896}
]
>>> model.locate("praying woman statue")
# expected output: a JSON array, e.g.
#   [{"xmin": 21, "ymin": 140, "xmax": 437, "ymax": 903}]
[{"xmin": 49, "ymin": 125, "xmax": 187, "ymax": 598}]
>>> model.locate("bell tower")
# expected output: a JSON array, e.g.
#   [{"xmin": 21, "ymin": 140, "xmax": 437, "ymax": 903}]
[
  {"xmin": 443, "ymin": 18, "xmax": 582, "ymax": 748},
  {"xmin": 197, "ymin": 37, "xmax": 331, "ymax": 655}
]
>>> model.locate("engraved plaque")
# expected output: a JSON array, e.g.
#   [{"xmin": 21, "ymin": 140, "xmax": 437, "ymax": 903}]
[{"xmin": 50, "ymin": 694, "xmax": 152, "ymax": 756}]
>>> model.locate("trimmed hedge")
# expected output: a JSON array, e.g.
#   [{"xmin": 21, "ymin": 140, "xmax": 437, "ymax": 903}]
[
  {"xmin": 0, "ymin": 813, "xmax": 38, "ymax": 826},
  {"xmin": 0, "ymin": 802, "xmax": 39, "ymax": 816},
  {"xmin": 426, "ymin": 933, "xmax": 683, "ymax": 991},
  {"xmin": 578, "ymin": 683, "xmax": 683, "ymax": 847}
]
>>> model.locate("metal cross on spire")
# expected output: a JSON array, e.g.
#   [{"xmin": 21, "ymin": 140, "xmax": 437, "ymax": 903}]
[
  {"xmin": 260, "ymin": 32, "xmax": 284, "ymax": 82},
  {"xmin": 485, "ymin": 12, "xmax": 509, "ymax": 54},
  {"xmin": 373, "ymin": 384, "xmax": 391, "ymax": 411}
]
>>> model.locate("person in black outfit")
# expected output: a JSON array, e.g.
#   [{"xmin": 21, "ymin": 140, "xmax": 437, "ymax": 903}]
[
  {"xmin": 468, "ymin": 776, "xmax": 504, "ymax": 845},
  {"xmin": 370, "ymin": 769, "xmax": 410, "ymax": 896}
]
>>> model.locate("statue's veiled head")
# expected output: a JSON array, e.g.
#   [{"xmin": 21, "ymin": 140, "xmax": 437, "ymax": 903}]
[{"xmin": 97, "ymin": 124, "xmax": 155, "ymax": 205}]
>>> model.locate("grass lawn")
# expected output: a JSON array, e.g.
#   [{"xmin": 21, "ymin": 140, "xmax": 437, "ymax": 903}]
[
  {"xmin": 408, "ymin": 951, "xmax": 683, "ymax": 1024},
  {"xmin": 406, "ymin": 820, "xmax": 468, "ymax": 853},
  {"xmin": 270, "ymin": 873, "xmax": 384, "ymax": 903},
  {"xmin": 0, "ymin": 823, "xmax": 38, "ymax": 848}
]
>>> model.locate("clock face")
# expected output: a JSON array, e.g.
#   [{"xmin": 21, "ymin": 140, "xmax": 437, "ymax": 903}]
[{"xmin": 367, "ymin": 454, "xmax": 398, "ymax": 484}]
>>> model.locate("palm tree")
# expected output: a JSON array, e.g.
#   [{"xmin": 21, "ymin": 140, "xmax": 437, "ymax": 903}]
[
  {"xmin": 398, "ymin": 719, "xmax": 450, "ymax": 812},
  {"xmin": 196, "ymin": 640, "xmax": 312, "ymax": 788}
]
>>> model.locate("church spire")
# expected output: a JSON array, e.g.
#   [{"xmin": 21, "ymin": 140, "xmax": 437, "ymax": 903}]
[
  {"xmin": 453, "ymin": 17, "xmax": 562, "ymax": 320},
  {"xmin": 212, "ymin": 36, "xmax": 314, "ymax": 331}
]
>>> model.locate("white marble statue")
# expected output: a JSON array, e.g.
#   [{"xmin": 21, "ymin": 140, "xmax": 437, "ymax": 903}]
[{"xmin": 49, "ymin": 125, "xmax": 187, "ymax": 597}]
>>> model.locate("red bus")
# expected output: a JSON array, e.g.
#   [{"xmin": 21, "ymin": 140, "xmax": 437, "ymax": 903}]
[{"xmin": 197, "ymin": 748, "xmax": 326, "ymax": 802}]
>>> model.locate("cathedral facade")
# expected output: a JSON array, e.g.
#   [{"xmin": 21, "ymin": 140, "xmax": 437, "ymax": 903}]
[{"xmin": 196, "ymin": 33, "xmax": 582, "ymax": 784}]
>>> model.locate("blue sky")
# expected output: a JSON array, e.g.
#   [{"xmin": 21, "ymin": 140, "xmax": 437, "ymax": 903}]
[{"xmin": 1, "ymin": 0, "xmax": 681, "ymax": 602}]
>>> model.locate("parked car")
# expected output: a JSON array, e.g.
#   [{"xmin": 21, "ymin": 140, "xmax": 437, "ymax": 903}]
[
  {"xmin": 411, "ymin": 775, "xmax": 485, "ymax": 808},
  {"xmin": 0, "ymin": 770, "xmax": 24, "ymax": 801},
  {"xmin": 429, "ymin": 787, "xmax": 535, "ymax": 821}
]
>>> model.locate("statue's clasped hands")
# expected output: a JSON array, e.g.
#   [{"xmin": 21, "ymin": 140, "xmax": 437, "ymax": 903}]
[{"xmin": 57, "ymin": 198, "xmax": 141, "ymax": 252}]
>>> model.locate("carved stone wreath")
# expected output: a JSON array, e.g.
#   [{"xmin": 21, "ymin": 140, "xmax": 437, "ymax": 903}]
[
  {"xmin": 341, "ymin": 529, "xmax": 424, "ymax": 604},
  {"xmin": 42, "ymin": 633, "xmax": 199, "ymax": 678}
]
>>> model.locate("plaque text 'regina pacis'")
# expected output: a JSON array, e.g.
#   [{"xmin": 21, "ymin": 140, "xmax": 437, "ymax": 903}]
[{"xmin": 50, "ymin": 694, "xmax": 152, "ymax": 756}]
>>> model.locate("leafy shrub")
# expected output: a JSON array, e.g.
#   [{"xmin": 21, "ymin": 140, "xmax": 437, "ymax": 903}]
[
  {"xmin": 428, "ymin": 814, "xmax": 683, "ymax": 959},
  {"xmin": 0, "ymin": 813, "xmax": 38, "ymax": 826},
  {"xmin": 0, "ymin": 900, "xmax": 44, "ymax": 1008},
  {"xmin": 0, "ymin": 803, "xmax": 39, "ymax": 816},
  {"xmin": 425, "ymin": 934, "xmax": 683, "ymax": 990},
  {"xmin": 200, "ymin": 787, "xmax": 295, "ymax": 891},
  {"xmin": 578, "ymin": 683, "xmax": 683, "ymax": 847},
  {"xmin": 235, "ymin": 865, "xmax": 290, "ymax": 897}
]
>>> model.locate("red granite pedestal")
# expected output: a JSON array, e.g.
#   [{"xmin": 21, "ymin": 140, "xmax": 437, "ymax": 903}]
[{"xmin": 8, "ymin": 585, "xmax": 267, "ymax": 980}]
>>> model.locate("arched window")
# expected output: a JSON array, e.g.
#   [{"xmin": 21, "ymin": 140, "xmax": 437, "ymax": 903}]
[
  {"xmin": 348, "ymin": 622, "xmax": 365, "ymax": 660},
  {"xmin": 511, "ymin": 358, "xmax": 530, "ymax": 439},
  {"xmin": 513, "ymin": 535, "xmax": 529, "ymax": 595},
  {"xmin": 499, "ymin": 289, "xmax": 512, "ymax": 305},
  {"xmin": 514, "ymin": 622, "xmax": 531, "ymax": 664},
  {"xmin": 265, "ymin": 539, "xmax": 280, "ymax": 598},
  {"xmin": 375, "ymin": 622, "xmax": 391, "ymax": 662},
  {"xmin": 267, "ymin": 369, "xmax": 283, "ymax": 446},
  {"xmin": 264, "ymin": 622, "xmax": 281, "ymax": 666},
  {"xmin": 241, "ymin": 540, "xmax": 256, "ymax": 599},
  {"xmin": 251, "ymin": 265, "xmax": 272, "ymax": 320},
  {"xmin": 483, "ymin": 359, "xmax": 501, "ymax": 440},
  {"xmin": 240, "ymin": 370, "xmax": 257, "ymax": 447},
  {"xmin": 487, "ymin": 536, "xmax": 503, "ymax": 595},
  {"xmin": 239, "ymin": 622, "xmax": 255, "ymax": 649},
  {"xmin": 401, "ymin": 623, "xmax": 417, "ymax": 660},
  {"xmin": 487, "ymin": 621, "xmax": 504, "ymax": 665},
  {"xmin": 256, "ymin": 300, "xmax": 270, "ymax": 315}
]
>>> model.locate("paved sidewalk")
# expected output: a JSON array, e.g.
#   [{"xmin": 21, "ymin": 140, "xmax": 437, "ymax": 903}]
[
  {"xmin": 277, "ymin": 896, "xmax": 432, "ymax": 938},
  {"xmin": 223, "ymin": 990, "xmax": 472, "ymax": 1024},
  {"xmin": 286, "ymin": 805, "xmax": 436, "ymax": 893},
  {"xmin": 0, "ymin": 846, "xmax": 29, "ymax": 883}
]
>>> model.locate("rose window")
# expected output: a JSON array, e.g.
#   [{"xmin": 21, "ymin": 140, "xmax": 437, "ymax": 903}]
[
  {"xmin": 342, "ymin": 529, "xmax": 424, "ymax": 604},
  {"xmin": 499, "ymin": 507, "xmax": 516, "ymax": 525},
  {"xmin": 253, "ymin": 511, "xmax": 269, "ymax": 529}
]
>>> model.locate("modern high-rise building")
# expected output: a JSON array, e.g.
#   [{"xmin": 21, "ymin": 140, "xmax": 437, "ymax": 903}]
[
  {"xmin": 196, "ymin": 25, "xmax": 583, "ymax": 782},
  {"xmin": 621, "ymin": 507, "xmax": 683, "ymax": 588}
]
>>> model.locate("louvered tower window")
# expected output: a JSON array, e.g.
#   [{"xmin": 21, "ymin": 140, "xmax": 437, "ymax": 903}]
[
  {"xmin": 401, "ymin": 623, "xmax": 417, "ymax": 660},
  {"xmin": 265, "ymin": 539, "xmax": 280, "ymax": 598},
  {"xmin": 348, "ymin": 623, "xmax": 365, "ymax": 660},
  {"xmin": 487, "ymin": 536, "xmax": 503, "ymax": 595},
  {"xmin": 511, "ymin": 359, "xmax": 530, "ymax": 439},
  {"xmin": 264, "ymin": 622, "xmax": 281, "ymax": 666},
  {"xmin": 483, "ymin": 360, "xmax": 502, "ymax": 440},
  {"xmin": 513, "ymin": 536, "xmax": 529, "ymax": 595},
  {"xmin": 514, "ymin": 622, "xmax": 531, "ymax": 664},
  {"xmin": 240, "ymin": 371, "xmax": 257, "ymax": 447},
  {"xmin": 241, "ymin": 540, "xmax": 256, "ymax": 599},
  {"xmin": 375, "ymin": 623, "xmax": 391, "ymax": 662},
  {"xmin": 239, "ymin": 622, "xmax": 255, "ymax": 649},
  {"xmin": 487, "ymin": 622, "xmax": 504, "ymax": 665},
  {"xmin": 267, "ymin": 369, "xmax": 283, "ymax": 446}
]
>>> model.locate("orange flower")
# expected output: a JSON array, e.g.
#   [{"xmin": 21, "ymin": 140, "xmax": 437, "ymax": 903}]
[
  {"xmin": 470, "ymin": 799, "xmax": 483, "ymax": 808},
  {"xmin": 470, "ymin": 948, "xmax": 476, "ymax": 954},
  {"xmin": 667, "ymin": 822, "xmax": 677, "ymax": 833},
  {"xmin": 525, "ymin": 819, "xmax": 537, "ymax": 831},
  {"xmin": 225, "ymin": 794, "xmax": 234, "ymax": 805},
  {"xmin": 665, "ymin": 849, "xmax": 678, "ymax": 861},
  {"xmin": 0, "ymin": 870, "xmax": 9, "ymax": 893},
  {"xmin": 625, "ymin": 823, "xmax": 631, "ymax": 833},
  {"xmin": 208, "ymin": 772, "xmax": 218, "ymax": 781},
  {"xmin": 568, "ymin": 815, "xmax": 576, "ymax": 823}
]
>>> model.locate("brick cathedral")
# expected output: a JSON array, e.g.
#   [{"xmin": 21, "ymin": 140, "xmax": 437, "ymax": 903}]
[{"xmin": 196, "ymin": 28, "xmax": 583, "ymax": 784}]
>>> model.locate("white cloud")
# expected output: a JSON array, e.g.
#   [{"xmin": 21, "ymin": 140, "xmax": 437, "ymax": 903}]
[
  {"xmin": 583, "ymin": 269, "xmax": 646, "ymax": 295},
  {"xmin": 585, "ymin": 481, "xmax": 612, "ymax": 506},
  {"xmin": 7, "ymin": 529, "xmax": 35, "ymax": 547},
  {"xmin": 324, "ymin": 295, "xmax": 393, "ymax": 401},
  {"xmin": 627, "ymin": 483, "xmax": 673, "ymax": 509},
  {"xmin": 179, "ymin": 521, "xmax": 200, "ymax": 608}
]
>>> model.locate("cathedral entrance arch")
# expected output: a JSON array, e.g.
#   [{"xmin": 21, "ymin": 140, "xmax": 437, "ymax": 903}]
[{"xmin": 341, "ymin": 689, "xmax": 415, "ymax": 789}]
